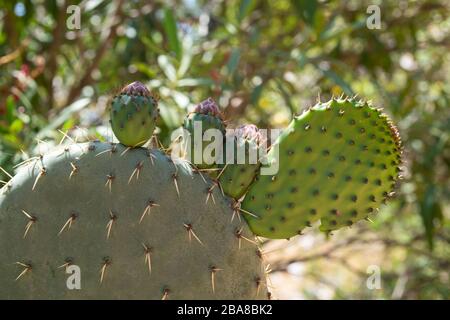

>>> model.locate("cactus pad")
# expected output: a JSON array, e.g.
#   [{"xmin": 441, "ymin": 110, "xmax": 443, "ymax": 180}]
[
  {"xmin": 0, "ymin": 142, "xmax": 266, "ymax": 299},
  {"xmin": 242, "ymin": 98, "xmax": 402, "ymax": 239},
  {"xmin": 110, "ymin": 81, "xmax": 159, "ymax": 147}
]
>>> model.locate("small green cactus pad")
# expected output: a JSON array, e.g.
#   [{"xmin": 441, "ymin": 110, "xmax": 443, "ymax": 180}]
[
  {"xmin": 242, "ymin": 98, "xmax": 402, "ymax": 239},
  {"xmin": 0, "ymin": 142, "xmax": 266, "ymax": 299},
  {"xmin": 183, "ymin": 98, "xmax": 226, "ymax": 169},
  {"xmin": 219, "ymin": 125, "xmax": 263, "ymax": 200},
  {"xmin": 110, "ymin": 81, "xmax": 159, "ymax": 147}
]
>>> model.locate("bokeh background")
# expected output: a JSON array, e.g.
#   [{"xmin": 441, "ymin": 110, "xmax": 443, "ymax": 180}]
[{"xmin": 0, "ymin": 0, "xmax": 448, "ymax": 299}]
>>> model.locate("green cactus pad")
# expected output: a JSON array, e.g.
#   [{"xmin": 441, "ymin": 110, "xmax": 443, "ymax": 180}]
[
  {"xmin": 219, "ymin": 125, "xmax": 263, "ymax": 200},
  {"xmin": 183, "ymin": 98, "xmax": 226, "ymax": 169},
  {"xmin": 110, "ymin": 81, "xmax": 159, "ymax": 147},
  {"xmin": 0, "ymin": 142, "xmax": 266, "ymax": 299},
  {"xmin": 241, "ymin": 98, "xmax": 402, "ymax": 239}
]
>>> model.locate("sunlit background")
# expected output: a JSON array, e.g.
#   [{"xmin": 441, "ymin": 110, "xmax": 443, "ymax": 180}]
[{"xmin": 0, "ymin": 0, "xmax": 449, "ymax": 299}]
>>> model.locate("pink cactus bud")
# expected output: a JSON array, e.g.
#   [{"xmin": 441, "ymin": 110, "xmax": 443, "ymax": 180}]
[
  {"xmin": 121, "ymin": 81, "xmax": 151, "ymax": 96},
  {"xmin": 194, "ymin": 97, "xmax": 222, "ymax": 119},
  {"xmin": 235, "ymin": 124, "xmax": 263, "ymax": 145}
]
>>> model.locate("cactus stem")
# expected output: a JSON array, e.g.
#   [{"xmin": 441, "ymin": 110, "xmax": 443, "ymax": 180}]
[
  {"xmin": 0, "ymin": 166, "xmax": 13, "ymax": 179},
  {"xmin": 161, "ymin": 288, "xmax": 170, "ymax": 300},
  {"xmin": 14, "ymin": 262, "xmax": 32, "ymax": 281},
  {"xmin": 139, "ymin": 200, "xmax": 159, "ymax": 224},
  {"xmin": 142, "ymin": 243, "xmax": 152, "ymax": 275},
  {"xmin": 183, "ymin": 223, "xmax": 204, "ymax": 245},
  {"xmin": 106, "ymin": 210, "xmax": 117, "ymax": 239},
  {"xmin": 99, "ymin": 258, "xmax": 111, "ymax": 284},
  {"xmin": 69, "ymin": 162, "xmax": 78, "ymax": 180},
  {"xmin": 58, "ymin": 212, "xmax": 77, "ymax": 236},
  {"xmin": 128, "ymin": 161, "xmax": 144, "ymax": 184},
  {"xmin": 32, "ymin": 167, "xmax": 46, "ymax": 191},
  {"xmin": 21, "ymin": 209, "xmax": 36, "ymax": 239},
  {"xmin": 105, "ymin": 174, "xmax": 115, "ymax": 193},
  {"xmin": 210, "ymin": 266, "xmax": 222, "ymax": 294}
]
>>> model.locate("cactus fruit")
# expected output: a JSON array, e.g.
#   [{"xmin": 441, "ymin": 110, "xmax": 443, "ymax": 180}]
[
  {"xmin": 241, "ymin": 98, "xmax": 402, "ymax": 239},
  {"xmin": 0, "ymin": 141, "xmax": 266, "ymax": 299},
  {"xmin": 218, "ymin": 125, "xmax": 264, "ymax": 200},
  {"xmin": 110, "ymin": 81, "xmax": 159, "ymax": 147},
  {"xmin": 182, "ymin": 98, "xmax": 226, "ymax": 169}
]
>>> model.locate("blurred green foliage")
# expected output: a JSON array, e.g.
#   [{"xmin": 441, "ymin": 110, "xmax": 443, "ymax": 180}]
[{"xmin": 0, "ymin": 0, "xmax": 448, "ymax": 299}]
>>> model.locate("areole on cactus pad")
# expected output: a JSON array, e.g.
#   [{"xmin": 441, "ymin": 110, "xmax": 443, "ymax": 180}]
[{"xmin": 0, "ymin": 81, "xmax": 402, "ymax": 299}]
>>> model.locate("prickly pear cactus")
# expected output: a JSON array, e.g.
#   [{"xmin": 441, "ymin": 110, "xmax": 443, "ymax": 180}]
[
  {"xmin": 110, "ymin": 81, "xmax": 159, "ymax": 147},
  {"xmin": 182, "ymin": 98, "xmax": 225, "ymax": 169},
  {"xmin": 219, "ymin": 125, "xmax": 263, "ymax": 200},
  {"xmin": 242, "ymin": 98, "xmax": 402, "ymax": 239},
  {"xmin": 0, "ymin": 141, "xmax": 266, "ymax": 299},
  {"xmin": 0, "ymin": 78, "xmax": 402, "ymax": 300}
]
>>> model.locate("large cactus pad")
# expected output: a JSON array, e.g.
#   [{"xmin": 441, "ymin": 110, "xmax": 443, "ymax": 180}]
[
  {"xmin": 242, "ymin": 98, "xmax": 402, "ymax": 239},
  {"xmin": 0, "ymin": 142, "xmax": 266, "ymax": 299}
]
